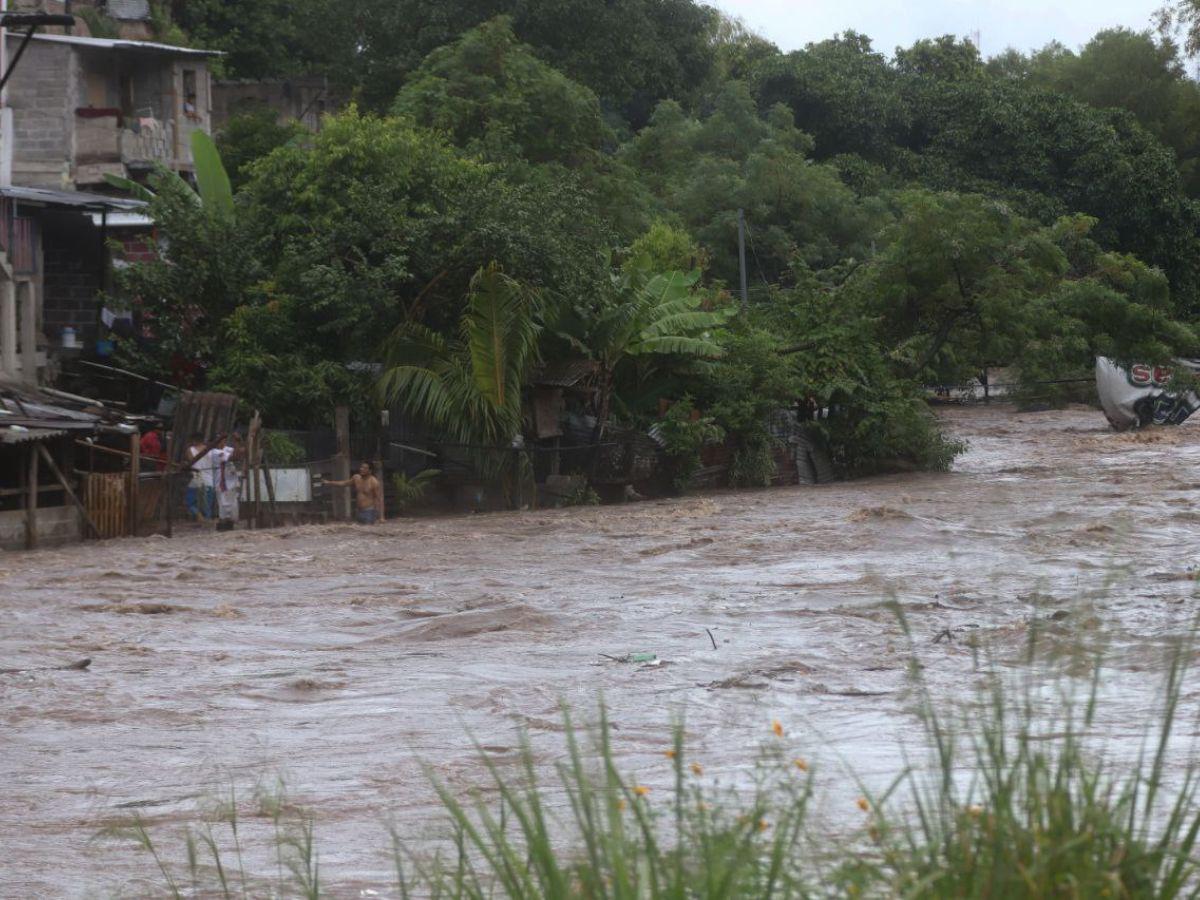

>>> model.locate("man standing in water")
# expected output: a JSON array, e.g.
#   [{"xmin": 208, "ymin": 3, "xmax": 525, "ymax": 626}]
[{"xmin": 327, "ymin": 462, "xmax": 385, "ymax": 525}]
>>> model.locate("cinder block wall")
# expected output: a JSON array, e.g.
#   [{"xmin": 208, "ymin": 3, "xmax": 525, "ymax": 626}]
[
  {"xmin": 5, "ymin": 39, "xmax": 75, "ymax": 188},
  {"xmin": 41, "ymin": 211, "xmax": 102, "ymax": 346}
]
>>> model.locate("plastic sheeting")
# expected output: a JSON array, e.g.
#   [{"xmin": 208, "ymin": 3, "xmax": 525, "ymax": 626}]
[{"xmin": 1095, "ymin": 357, "xmax": 1200, "ymax": 431}]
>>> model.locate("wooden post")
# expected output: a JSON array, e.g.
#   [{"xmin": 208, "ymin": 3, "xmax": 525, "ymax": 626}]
[
  {"xmin": 164, "ymin": 433, "xmax": 174, "ymax": 539},
  {"xmin": 0, "ymin": 277, "xmax": 15, "ymax": 377},
  {"xmin": 334, "ymin": 405, "xmax": 350, "ymax": 520},
  {"xmin": 38, "ymin": 444, "xmax": 100, "ymax": 538},
  {"xmin": 262, "ymin": 459, "xmax": 277, "ymax": 528},
  {"xmin": 246, "ymin": 412, "xmax": 261, "ymax": 529},
  {"xmin": 129, "ymin": 430, "xmax": 140, "ymax": 537},
  {"xmin": 375, "ymin": 454, "xmax": 384, "ymax": 523},
  {"xmin": 25, "ymin": 442, "xmax": 38, "ymax": 550},
  {"xmin": 18, "ymin": 279, "xmax": 35, "ymax": 385}
]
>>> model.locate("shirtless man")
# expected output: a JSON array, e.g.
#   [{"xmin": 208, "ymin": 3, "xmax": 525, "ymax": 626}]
[{"xmin": 328, "ymin": 461, "xmax": 385, "ymax": 524}]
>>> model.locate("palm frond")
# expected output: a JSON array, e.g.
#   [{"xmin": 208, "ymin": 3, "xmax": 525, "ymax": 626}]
[
  {"xmin": 631, "ymin": 335, "xmax": 725, "ymax": 357},
  {"xmin": 464, "ymin": 265, "xmax": 541, "ymax": 413},
  {"xmin": 380, "ymin": 322, "xmax": 453, "ymax": 369},
  {"xmin": 639, "ymin": 309, "xmax": 733, "ymax": 341}
]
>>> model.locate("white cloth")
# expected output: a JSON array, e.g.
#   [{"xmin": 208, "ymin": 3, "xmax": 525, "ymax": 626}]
[
  {"xmin": 213, "ymin": 447, "xmax": 240, "ymax": 521},
  {"xmin": 187, "ymin": 443, "xmax": 211, "ymax": 488}
]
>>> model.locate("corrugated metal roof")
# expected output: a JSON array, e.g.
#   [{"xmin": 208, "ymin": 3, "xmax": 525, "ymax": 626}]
[
  {"xmin": 0, "ymin": 186, "xmax": 146, "ymax": 212},
  {"xmin": 0, "ymin": 380, "xmax": 103, "ymax": 435},
  {"xmin": 22, "ymin": 32, "xmax": 220, "ymax": 57},
  {"xmin": 1, "ymin": 426, "xmax": 67, "ymax": 444}
]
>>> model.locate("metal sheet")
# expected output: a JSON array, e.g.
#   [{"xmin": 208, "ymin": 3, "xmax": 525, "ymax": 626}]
[{"xmin": 0, "ymin": 427, "xmax": 66, "ymax": 444}]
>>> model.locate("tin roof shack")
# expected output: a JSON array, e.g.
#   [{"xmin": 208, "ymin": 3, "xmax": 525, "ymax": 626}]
[
  {"xmin": 0, "ymin": 187, "xmax": 146, "ymax": 383},
  {"xmin": 0, "ymin": 379, "xmax": 103, "ymax": 549},
  {"xmin": 4, "ymin": 32, "xmax": 218, "ymax": 189}
]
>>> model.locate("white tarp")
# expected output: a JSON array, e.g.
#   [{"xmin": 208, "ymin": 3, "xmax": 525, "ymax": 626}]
[
  {"xmin": 1095, "ymin": 357, "xmax": 1200, "ymax": 431},
  {"xmin": 253, "ymin": 468, "xmax": 312, "ymax": 502}
]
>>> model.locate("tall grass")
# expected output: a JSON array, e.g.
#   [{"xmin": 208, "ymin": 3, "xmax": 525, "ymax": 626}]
[{"xmin": 105, "ymin": 624, "xmax": 1200, "ymax": 898}]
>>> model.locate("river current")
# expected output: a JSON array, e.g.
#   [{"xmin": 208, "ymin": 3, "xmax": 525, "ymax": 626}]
[{"xmin": 2, "ymin": 404, "xmax": 1199, "ymax": 896}]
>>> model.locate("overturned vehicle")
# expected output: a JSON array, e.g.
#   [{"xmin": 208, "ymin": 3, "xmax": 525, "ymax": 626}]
[{"xmin": 1095, "ymin": 357, "xmax": 1200, "ymax": 431}]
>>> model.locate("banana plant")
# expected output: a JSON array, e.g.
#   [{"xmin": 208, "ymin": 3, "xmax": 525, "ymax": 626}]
[
  {"xmin": 554, "ymin": 264, "xmax": 732, "ymax": 440},
  {"xmin": 105, "ymin": 131, "xmax": 234, "ymax": 219}
]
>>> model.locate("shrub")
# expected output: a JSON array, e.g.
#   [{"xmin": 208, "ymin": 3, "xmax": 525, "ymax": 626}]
[
  {"xmin": 655, "ymin": 397, "xmax": 724, "ymax": 494},
  {"xmin": 391, "ymin": 468, "xmax": 440, "ymax": 512},
  {"xmin": 729, "ymin": 436, "xmax": 777, "ymax": 487},
  {"xmin": 261, "ymin": 430, "xmax": 305, "ymax": 466}
]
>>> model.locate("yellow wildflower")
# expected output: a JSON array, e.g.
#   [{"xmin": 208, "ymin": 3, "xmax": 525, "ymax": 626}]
[
  {"xmin": 793, "ymin": 758, "xmax": 809, "ymax": 772},
  {"xmin": 772, "ymin": 719, "xmax": 784, "ymax": 738},
  {"xmin": 857, "ymin": 796, "xmax": 870, "ymax": 812},
  {"xmin": 664, "ymin": 749, "xmax": 676, "ymax": 760},
  {"xmin": 634, "ymin": 785, "xmax": 650, "ymax": 797},
  {"xmin": 690, "ymin": 762, "xmax": 703, "ymax": 776}
]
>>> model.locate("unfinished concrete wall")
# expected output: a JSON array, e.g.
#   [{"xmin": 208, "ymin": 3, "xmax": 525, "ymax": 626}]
[
  {"xmin": 0, "ymin": 505, "xmax": 81, "ymax": 550},
  {"xmin": 173, "ymin": 60, "xmax": 212, "ymax": 169},
  {"xmin": 6, "ymin": 38, "xmax": 76, "ymax": 188},
  {"xmin": 212, "ymin": 77, "xmax": 335, "ymax": 132}
]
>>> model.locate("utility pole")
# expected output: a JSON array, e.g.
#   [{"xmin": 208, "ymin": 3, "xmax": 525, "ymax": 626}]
[{"xmin": 737, "ymin": 207, "xmax": 749, "ymax": 308}]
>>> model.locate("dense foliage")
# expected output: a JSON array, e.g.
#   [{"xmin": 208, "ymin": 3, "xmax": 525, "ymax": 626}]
[{"xmin": 113, "ymin": 5, "xmax": 1200, "ymax": 482}]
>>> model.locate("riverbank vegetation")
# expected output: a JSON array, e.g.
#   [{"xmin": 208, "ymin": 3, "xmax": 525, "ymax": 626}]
[
  {"xmin": 108, "ymin": 621, "xmax": 1200, "ymax": 897},
  {"xmin": 111, "ymin": 2, "xmax": 1200, "ymax": 480}
]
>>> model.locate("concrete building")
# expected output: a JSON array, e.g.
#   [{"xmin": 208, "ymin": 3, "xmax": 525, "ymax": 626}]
[
  {"xmin": 4, "ymin": 32, "xmax": 218, "ymax": 190},
  {"xmin": 0, "ymin": 30, "xmax": 217, "ymax": 384},
  {"xmin": 212, "ymin": 75, "xmax": 337, "ymax": 133}
]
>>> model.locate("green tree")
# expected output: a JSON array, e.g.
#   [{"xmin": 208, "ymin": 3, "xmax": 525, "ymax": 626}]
[
  {"xmin": 850, "ymin": 191, "xmax": 1198, "ymax": 385},
  {"xmin": 622, "ymin": 84, "xmax": 879, "ymax": 287},
  {"xmin": 216, "ymin": 106, "xmax": 304, "ymax": 190},
  {"xmin": 894, "ymin": 35, "xmax": 984, "ymax": 81},
  {"xmin": 168, "ymin": 0, "xmax": 324, "ymax": 78},
  {"xmin": 709, "ymin": 12, "xmax": 779, "ymax": 83},
  {"xmin": 393, "ymin": 17, "xmax": 607, "ymax": 166},
  {"xmin": 109, "ymin": 134, "xmax": 248, "ymax": 387},
  {"xmin": 903, "ymin": 77, "xmax": 1200, "ymax": 312},
  {"xmin": 1000, "ymin": 30, "xmax": 1200, "ymax": 195},
  {"xmin": 240, "ymin": 108, "xmax": 608, "ymax": 347},
  {"xmin": 697, "ymin": 323, "xmax": 802, "ymax": 486},
  {"xmin": 753, "ymin": 32, "xmax": 909, "ymax": 162},
  {"xmin": 268, "ymin": 0, "xmax": 717, "ymax": 124}
]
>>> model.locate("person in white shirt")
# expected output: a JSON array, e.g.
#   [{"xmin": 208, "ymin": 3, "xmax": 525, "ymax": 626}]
[{"xmin": 184, "ymin": 432, "xmax": 217, "ymax": 521}]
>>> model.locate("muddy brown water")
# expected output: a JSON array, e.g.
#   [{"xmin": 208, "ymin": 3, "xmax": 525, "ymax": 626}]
[{"xmin": 3, "ymin": 404, "xmax": 1200, "ymax": 896}]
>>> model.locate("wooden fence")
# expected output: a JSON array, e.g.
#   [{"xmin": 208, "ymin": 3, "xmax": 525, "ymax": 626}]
[{"xmin": 83, "ymin": 472, "xmax": 128, "ymax": 539}]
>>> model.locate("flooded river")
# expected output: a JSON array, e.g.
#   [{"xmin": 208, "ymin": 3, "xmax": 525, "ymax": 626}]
[{"xmin": 3, "ymin": 404, "xmax": 1200, "ymax": 896}]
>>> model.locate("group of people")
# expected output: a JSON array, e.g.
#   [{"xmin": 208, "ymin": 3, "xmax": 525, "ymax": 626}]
[
  {"xmin": 185, "ymin": 432, "xmax": 245, "ymax": 529},
  {"xmin": 167, "ymin": 430, "xmax": 385, "ymax": 529}
]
